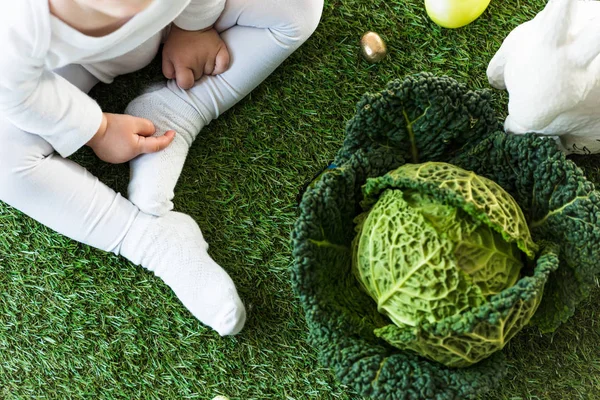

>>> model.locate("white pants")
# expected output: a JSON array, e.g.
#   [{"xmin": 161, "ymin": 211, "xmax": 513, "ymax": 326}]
[{"xmin": 0, "ymin": 0, "xmax": 323, "ymax": 254}]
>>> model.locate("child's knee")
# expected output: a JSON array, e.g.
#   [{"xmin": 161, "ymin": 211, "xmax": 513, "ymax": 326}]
[
  {"xmin": 296, "ymin": 0, "xmax": 324, "ymax": 39},
  {"xmin": 0, "ymin": 122, "xmax": 53, "ymax": 194},
  {"xmin": 275, "ymin": 0, "xmax": 324, "ymax": 44}
]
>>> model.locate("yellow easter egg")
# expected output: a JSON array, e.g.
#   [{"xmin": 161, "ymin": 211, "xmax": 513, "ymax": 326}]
[{"xmin": 425, "ymin": 0, "xmax": 491, "ymax": 29}]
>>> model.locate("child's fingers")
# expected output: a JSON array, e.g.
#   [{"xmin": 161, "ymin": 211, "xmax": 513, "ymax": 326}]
[
  {"xmin": 213, "ymin": 45, "xmax": 230, "ymax": 75},
  {"xmin": 134, "ymin": 117, "xmax": 157, "ymax": 136},
  {"xmin": 175, "ymin": 67, "xmax": 195, "ymax": 90},
  {"xmin": 137, "ymin": 130, "xmax": 176, "ymax": 155},
  {"xmin": 162, "ymin": 58, "xmax": 176, "ymax": 80},
  {"xmin": 194, "ymin": 66, "xmax": 205, "ymax": 80},
  {"xmin": 203, "ymin": 55, "xmax": 216, "ymax": 76}
]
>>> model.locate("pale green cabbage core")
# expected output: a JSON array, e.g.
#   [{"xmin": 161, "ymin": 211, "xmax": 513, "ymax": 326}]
[{"xmin": 353, "ymin": 188, "xmax": 523, "ymax": 328}]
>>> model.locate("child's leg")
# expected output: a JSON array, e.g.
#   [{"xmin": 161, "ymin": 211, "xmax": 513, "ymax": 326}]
[
  {"xmin": 126, "ymin": 0, "xmax": 324, "ymax": 215},
  {"xmin": 0, "ymin": 65, "xmax": 245, "ymax": 335}
]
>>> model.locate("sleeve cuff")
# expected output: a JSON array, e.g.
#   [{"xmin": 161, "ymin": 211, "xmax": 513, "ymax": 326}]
[
  {"xmin": 51, "ymin": 100, "xmax": 103, "ymax": 158},
  {"xmin": 173, "ymin": 2, "xmax": 225, "ymax": 31}
]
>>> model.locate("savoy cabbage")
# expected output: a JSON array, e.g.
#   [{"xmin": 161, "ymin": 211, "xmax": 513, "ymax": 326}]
[
  {"xmin": 291, "ymin": 73, "xmax": 600, "ymax": 399},
  {"xmin": 353, "ymin": 162, "xmax": 540, "ymax": 367}
]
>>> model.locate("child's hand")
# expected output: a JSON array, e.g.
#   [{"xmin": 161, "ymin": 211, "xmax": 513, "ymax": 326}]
[
  {"xmin": 162, "ymin": 25, "xmax": 230, "ymax": 90},
  {"xmin": 87, "ymin": 113, "xmax": 175, "ymax": 164}
]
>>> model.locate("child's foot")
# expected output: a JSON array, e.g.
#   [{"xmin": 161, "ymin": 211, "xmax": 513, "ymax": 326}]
[
  {"xmin": 119, "ymin": 210, "xmax": 246, "ymax": 336},
  {"xmin": 125, "ymin": 85, "xmax": 206, "ymax": 216}
]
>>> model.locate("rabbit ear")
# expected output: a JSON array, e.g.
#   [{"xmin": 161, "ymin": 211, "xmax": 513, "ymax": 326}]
[{"xmin": 542, "ymin": 0, "xmax": 576, "ymax": 46}]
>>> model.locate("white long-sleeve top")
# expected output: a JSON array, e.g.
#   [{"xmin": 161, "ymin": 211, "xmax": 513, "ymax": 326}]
[{"xmin": 0, "ymin": 0, "xmax": 224, "ymax": 157}]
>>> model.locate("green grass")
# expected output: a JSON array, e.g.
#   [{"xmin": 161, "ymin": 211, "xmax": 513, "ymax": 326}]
[{"xmin": 1, "ymin": 0, "xmax": 600, "ymax": 398}]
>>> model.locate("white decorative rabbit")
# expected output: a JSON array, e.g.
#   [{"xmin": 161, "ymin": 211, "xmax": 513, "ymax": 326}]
[{"xmin": 487, "ymin": 0, "xmax": 600, "ymax": 154}]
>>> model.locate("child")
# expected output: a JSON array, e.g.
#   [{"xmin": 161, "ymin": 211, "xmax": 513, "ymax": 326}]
[{"xmin": 0, "ymin": 0, "xmax": 323, "ymax": 336}]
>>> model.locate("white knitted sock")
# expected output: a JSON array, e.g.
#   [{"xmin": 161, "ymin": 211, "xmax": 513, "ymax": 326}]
[
  {"xmin": 125, "ymin": 85, "xmax": 206, "ymax": 216},
  {"xmin": 119, "ymin": 211, "xmax": 246, "ymax": 336}
]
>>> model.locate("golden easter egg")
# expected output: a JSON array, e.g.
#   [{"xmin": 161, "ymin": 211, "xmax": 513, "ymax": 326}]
[{"xmin": 360, "ymin": 31, "xmax": 388, "ymax": 63}]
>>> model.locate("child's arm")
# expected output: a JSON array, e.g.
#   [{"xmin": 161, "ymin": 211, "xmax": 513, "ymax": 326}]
[
  {"xmin": 0, "ymin": 6, "xmax": 104, "ymax": 158},
  {"xmin": 0, "ymin": 3, "xmax": 174, "ymax": 162}
]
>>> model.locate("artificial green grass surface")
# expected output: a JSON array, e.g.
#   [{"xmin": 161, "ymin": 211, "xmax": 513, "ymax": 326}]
[{"xmin": 1, "ymin": 0, "xmax": 599, "ymax": 399}]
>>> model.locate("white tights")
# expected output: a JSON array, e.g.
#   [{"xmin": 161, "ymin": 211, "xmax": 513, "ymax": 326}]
[{"xmin": 0, "ymin": 0, "xmax": 323, "ymax": 334}]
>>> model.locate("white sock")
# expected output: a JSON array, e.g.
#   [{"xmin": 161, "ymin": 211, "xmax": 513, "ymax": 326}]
[
  {"xmin": 125, "ymin": 85, "xmax": 206, "ymax": 216},
  {"xmin": 119, "ymin": 211, "xmax": 246, "ymax": 336}
]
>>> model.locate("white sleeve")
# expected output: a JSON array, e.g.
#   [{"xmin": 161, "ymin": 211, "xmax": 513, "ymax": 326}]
[
  {"xmin": 0, "ymin": 4, "xmax": 103, "ymax": 158},
  {"xmin": 173, "ymin": 0, "xmax": 226, "ymax": 31}
]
